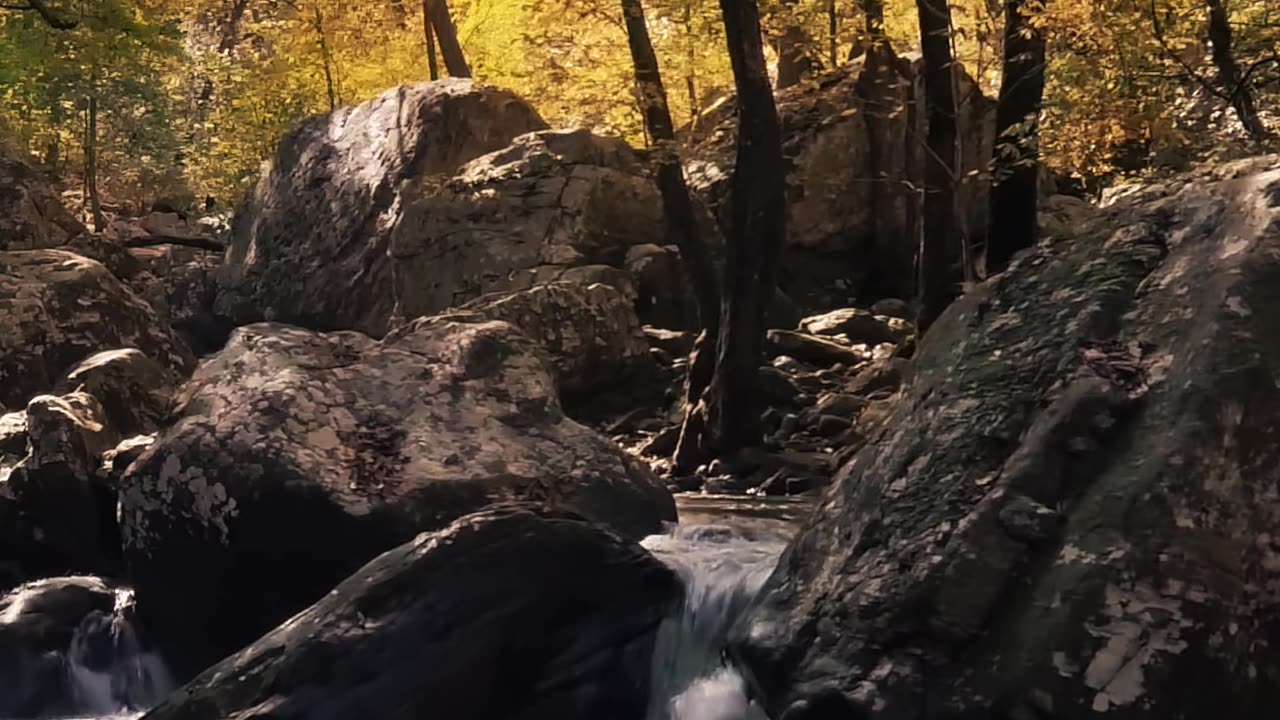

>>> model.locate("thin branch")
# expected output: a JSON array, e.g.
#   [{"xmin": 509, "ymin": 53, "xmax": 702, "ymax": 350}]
[
  {"xmin": 2, "ymin": 0, "xmax": 78, "ymax": 29},
  {"xmin": 121, "ymin": 235, "xmax": 226, "ymax": 252}
]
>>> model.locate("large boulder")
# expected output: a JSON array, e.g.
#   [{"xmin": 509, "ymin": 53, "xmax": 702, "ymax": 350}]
[
  {"xmin": 389, "ymin": 129, "xmax": 715, "ymax": 331},
  {"xmin": 686, "ymin": 49, "xmax": 993, "ymax": 307},
  {"xmin": 219, "ymin": 80, "xmax": 549, "ymax": 336},
  {"xmin": 0, "ymin": 250, "xmax": 194, "ymax": 410},
  {"xmin": 142, "ymin": 506, "xmax": 679, "ymax": 720},
  {"xmin": 119, "ymin": 316, "xmax": 677, "ymax": 679},
  {"xmin": 0, "ymin": 148, "xmax": 84, "ymax": 251},
  {"xmin": 732, "ymin": 156, "xmax": 1280, "ymax": 718}
]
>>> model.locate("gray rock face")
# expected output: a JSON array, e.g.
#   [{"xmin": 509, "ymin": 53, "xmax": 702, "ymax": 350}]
[
  {"xmin": 391, "ymin": 128, "xmax": 715, "ymax": 330},
  {"xmin": 732, "ymin": 156, "xmax": 1280, "ymax": 718},
  {"xmin": 142, "ymin": 506, "xmax": 680, "ymax": 720},
  {"xmin": 0, "ymin": 149, "xmax": 84, "ymax": 251},
  {"xmin": 220, "ymin": 80, "xmax": 549, "ymax": 336},
  {"xmin": 119, "ymin": 317, "xmax": 676, "ymax": 679},
  {"xmin": 686, "ymin": 50, "xmax": 993, "ymax": 305},
  {"xmin": 445, "ymin": 281, "xmax": 654, "ymax": 400},
  {"xmin": 0, "ymin": 251, "xmax": 194, "ymax": 411}
]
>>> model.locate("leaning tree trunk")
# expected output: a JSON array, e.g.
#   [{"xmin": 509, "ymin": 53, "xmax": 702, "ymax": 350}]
[
  {"xmin": 914, "ymin": 0, "xmax": 958, "ymax": 332},
  {"xmin": 620, "ymin": 0, "xmax": 722, "ymax": 414},
  {"xmin": 678, "ymin": 0, "xmax": 787, "ymax": 466},
  {"xmin": 986, "ymin": 0, "xmax": 1047, "ymax": 274},
  {"xmin": 422, "ymin": 0, "xmax": 440, "ymax": 80},
  {"xmin": 1205, "ymin": 0, "xmax": 1267, "ymax": 140},
  {"xmin": 312, "ymin": 4, "xmax": 338, "ymax": 111},
  {"xmin": 425, "ymin": 0, "xmax": 471, "ymax": 78}
]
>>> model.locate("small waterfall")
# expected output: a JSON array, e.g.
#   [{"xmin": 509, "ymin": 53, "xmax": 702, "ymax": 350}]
[
  {"xmin": 642, "ymin": 524, "xmax": 783, "ymax": 720},
  {"xmin": 0, "ymin": 578, "xmax": 173, "ymax": 720},
  {"xmin": 63, "ymin": 586, "xmax": 173, "ymax": 718}
]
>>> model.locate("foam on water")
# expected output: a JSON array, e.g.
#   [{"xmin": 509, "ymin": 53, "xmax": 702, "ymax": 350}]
[{"xmin": 642, "ymin": 524, "xmax": 783, "ymax": 720}]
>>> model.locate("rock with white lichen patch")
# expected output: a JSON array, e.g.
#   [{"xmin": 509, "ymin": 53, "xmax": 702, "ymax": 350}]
[
  {"xmin": 118, "ymin": 316, "xmax": 676, "ymax": 680},
  {"xmin": 732, "ymin": 156, "xmax": 1280, "ymax": 719},
  {"xmin": 0, "ymin": 250, "xmax": 194, "ymax": 411}
]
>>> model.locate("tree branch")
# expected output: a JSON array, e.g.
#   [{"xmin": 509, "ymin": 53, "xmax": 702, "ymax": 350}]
[{"xmin": 1, "ymin": 0, "xmax": 78, "ymax": 29}]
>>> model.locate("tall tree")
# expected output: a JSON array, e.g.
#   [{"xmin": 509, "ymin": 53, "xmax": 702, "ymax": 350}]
[
  {"xmin": 424, "ymin": 0, "xmax": 470, "ymax": 78},
  {"xmin": 620, "ymin": 0, "xmax": 722, "ymax": 405},
  {"xmin": 986, "ymin": 0, "xmax": 1047, "ymax": 274},
  {"xmin": 311, "ymin": 3, "xmax": 338, "ymax": 111},
  {"xmin": 1204, "ymin": 0, "xmax": 1267, "ymax": 139},
  {"xmin": 677, "ymin": 0, "xmax": 787, "ymax": 465},
  {"xmin": 421, "ymin": 0, "xmax": 440, "ymax": 80},
  {"xmin": 914, "ymin": 0, "xmax": 959, "ymax": 331},
  {"xmin": 85, "ymin": 92, "xmax": 105, "ymax": 231}
]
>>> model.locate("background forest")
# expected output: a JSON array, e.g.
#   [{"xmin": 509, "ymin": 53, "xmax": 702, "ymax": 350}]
[{"xmin": 2, "ymin": 0, "xmax": 1278, "ymax": 212}]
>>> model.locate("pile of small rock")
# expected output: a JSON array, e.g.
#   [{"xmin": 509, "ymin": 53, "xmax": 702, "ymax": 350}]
[{"xmin": 604, "ymin": 300, "xmax": 915, "ymax": 496}]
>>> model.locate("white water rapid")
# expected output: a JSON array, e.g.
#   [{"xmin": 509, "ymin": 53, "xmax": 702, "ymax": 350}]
[
  {"xmin": 0, "ymin": 580, "xmax": 173, "ymax": 720},
  {"xmin": 642, "ymin": 523, "xmax": 787, "ymax": 720}
]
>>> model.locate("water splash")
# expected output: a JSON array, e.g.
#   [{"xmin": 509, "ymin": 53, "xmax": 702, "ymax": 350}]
[
  {"xmin": 64, "ymin": 586, "xmax": 173, "ymax": 717},
  {"xmin": 0, "ymin": 578, "xmax": 172, "ymax": 720},
  {"xmin": 642, "ymin": 524, "xmax": 783, "ymax": 720}
]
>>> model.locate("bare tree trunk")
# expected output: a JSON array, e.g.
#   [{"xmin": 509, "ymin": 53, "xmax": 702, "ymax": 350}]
[
  {"xmin": 914, "ymin": 0, "xmax": 958, "ymax": 332},
  {"xmin": 827, "ymin": 0, "xmax": 838, "ymax": 66},
  {"xmin": 422, "ymin": 0, "xmax": 440, "ymax": 80},
  {"xmin": 425, "ymin": 0, "xmax": 471, "ymax": 78},
  {"xmin": 621, "ymin": 0, "xmax": 724, "ymax": 470},
  {"xmin": 684, "ymin": 0, "xmax": 700, "ymax": 127},
  {"xmin": 986, "ymin": 0, "xmax": 1047, "ymax": 274},
  {"xmin": 85, "ymin": 94, "xmax": 105, "ymax": 232},
  {"xmin": 1205, "ymin": 0, "xmax": 1267, "ymax": 139},
  {"xmin": 775, "ymin": 0, "xmax": 817, "ymax": 89},
  {"xmin": 679, "ymin": 0, "xmax": 787, "ymax": 465},
  {"xmin": 312, "ymin": 4, "xmax": 337, "ymax": 111}
]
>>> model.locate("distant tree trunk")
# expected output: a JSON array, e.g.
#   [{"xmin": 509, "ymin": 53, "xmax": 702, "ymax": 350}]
[
  {"xmin": 986, "ymin": 0, "xmax": 1047, "ymax": 274},
  {"xmin": 621, "ymin": 0, "xmax": 722, "ymax": 413},
  {"xmin": 775, "ymin": 0, "xmax": 817, "ymax": 89},
  {"xmin": 678, "ymin": 0, "xmax": 787, "ymax": 465},
  {"xmin": 827, "ymin": 0, "xmax": 838, "ymax": 66},
  {"xmin": 683, "ymin": 0, "xmax": 701, "ymax": 127},
  {"xmin": 1205, "ymin": 0, "xmax": 1267, "ymax": 139},
  {"xmin": 85, "ymin": 94, "xmax": 105, "ymax": 232},
  {"xmin": 422, "ymin": 0, "xmax": 440, "ymax": 80},
  {"xmin": 425, "ymin": 0, "xmax": 471, "ymax": 78},
  {"xmin": 312, "ymin": 4, "xmax": 338, "ymax": 111},
  {"xmin": 914, "ymin": 0, "xmax": 958, "ymax": 332}
]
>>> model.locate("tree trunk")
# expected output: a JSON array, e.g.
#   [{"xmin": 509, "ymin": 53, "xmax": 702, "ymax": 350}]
[
  {"xmin": 425, "ymin": 0, "xmax": 471, "ymax": 78},
  {"xmin": 422, "ymin": 0, "xmax": 440, "ymax": 80},
  {"xmin": 914, "ymin": 0, "xmax": 958, "ymax": 332},
  {"xmin": 684, "ymin": 0, "xmax": 700, "ymax": 128},
  {"xmin": 827, "ymin": 0, "xmax": 838, "ymax": 67},
  {"xmin": 986, "ymin": 0, "xmax": 1047, "ymax": 274},
  {"xmin": 775, "ymin": 0, "xmax": 817, "ymax": 89},
  {"xmin": 679, "ymin": 0, "xmax": 787, "ymax": 464},
  {"xmin": 1205, "ymin": 0, "xmax": 1267, "ymax": 139},
  {"xmin": 85, "ymin": 94, "xmax": 105, "ymax": 233},
  {"xmin": 620, "ymin": 0, "xmax": 723, "ymax": 464},
  {"xmin": 313, "ymin": 4, "xmax": 338, "ymax": 111}
]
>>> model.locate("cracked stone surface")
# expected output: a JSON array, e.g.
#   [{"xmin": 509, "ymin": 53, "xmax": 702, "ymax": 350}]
[
  {"xmin": 732, "ymin": 156, "xmax": 1280, "ymax": 719},
  {"xmin": 119, "ymin": 316, "xmax": 676, "ymax": 679},
  {"xmin": 0, "ymin": 250, "xmax": 195, "ymax": 411},
  {"xmin": 0, "ymin": 149, "xmax": 84, "ymax": 252},
  {"xmin": 218, "ymin": 80, "xmax": 549, "ymax": 336}
]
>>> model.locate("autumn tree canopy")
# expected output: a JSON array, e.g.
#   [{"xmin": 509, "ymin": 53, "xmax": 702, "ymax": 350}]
[{"xmin": 1, "ymin": 0, "xmax": 1275, "ymax": 207}]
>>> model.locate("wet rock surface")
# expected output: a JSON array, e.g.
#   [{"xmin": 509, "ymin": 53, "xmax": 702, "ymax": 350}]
[
  {"xmin": 119, "ymin": 316, "xmax": 676, "ymax": 679},
  {"xmin": 141, "ymin": 506, "xmax": 680, "ymax": 720},
  {"xmin": 732, "ymin": 156, "xmax": 1280, "ymax": 719}
]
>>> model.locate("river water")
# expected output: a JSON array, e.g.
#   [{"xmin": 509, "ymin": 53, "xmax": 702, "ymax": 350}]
[{"xmin": 5, "ymin": 493, "xmax": 813, "ymax": 720}]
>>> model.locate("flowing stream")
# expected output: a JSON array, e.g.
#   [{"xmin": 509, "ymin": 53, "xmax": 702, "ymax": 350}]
[{"xmin": 3, "ymin": 494, "xmax": 809, "ymax": 720}]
